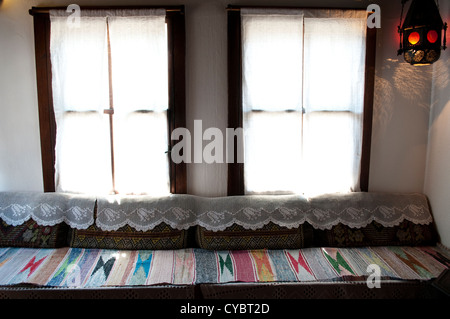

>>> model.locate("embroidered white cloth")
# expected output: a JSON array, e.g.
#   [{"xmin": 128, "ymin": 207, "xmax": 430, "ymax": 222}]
[
  {"xmin": 0, "ymin": 192, "xmax": 433, "ymax": 231},
  {"xmin": 0, "ymin": 192, "xmax": 95, "ymax": 229}
]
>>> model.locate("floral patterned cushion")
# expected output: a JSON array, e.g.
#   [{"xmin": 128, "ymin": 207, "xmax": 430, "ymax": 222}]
[
  {"xmin": 0, "ymin": 219, "xmax": 69, "ymax": 248},
  {"xmin": 313, "ymin": 220, "xmax": 439, "ymax": 247}
]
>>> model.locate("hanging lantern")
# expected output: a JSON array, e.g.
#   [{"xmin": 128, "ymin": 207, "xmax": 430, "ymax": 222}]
[{"xmin": 397, "ymin": 0, "xmax": 448, "ymax": 65}]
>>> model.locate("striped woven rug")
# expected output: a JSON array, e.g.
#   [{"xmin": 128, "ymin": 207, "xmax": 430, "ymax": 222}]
[{"xmin": 0, "ymin": 246, "xmax": 448, "ymax": 288}]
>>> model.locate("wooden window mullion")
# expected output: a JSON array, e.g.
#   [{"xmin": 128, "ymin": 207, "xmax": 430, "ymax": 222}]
[
  {"xmin": 227, "ymin": 7, "xmax": 244, "ymax": 196},
  {"xmin": 359, "ymin": 26, "xmax": 377, "ymax": 192},
  {"xmin": 167, "ymin": 9, "xmax": 187, "ymax": 194},
  {"xmin": 104, "ymin": 17, "xmax": 117, "ymax": 194}
]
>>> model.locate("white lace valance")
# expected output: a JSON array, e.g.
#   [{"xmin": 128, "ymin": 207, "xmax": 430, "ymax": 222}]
[
  {"xmin": 96, "ymin": 194, "xmax": 197, "ymax": 231},
  {"xmin": 0, "ymin": 192, "xmax": 96, "ymax": 229},
  {"xmin": 95, "ymin": 192, "xmax": 433, "ymax": 231},
  {"xmin": 0, "ymin": 192, "xmax": 433, "ymax": 231}
]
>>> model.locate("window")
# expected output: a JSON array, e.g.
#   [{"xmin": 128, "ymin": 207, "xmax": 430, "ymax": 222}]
[
  {"xmin": 227, "ymin": 7, "xmax": 376, "ymax": 196},
  {"xmin": 30, "ymin": 6, "xmax": 186, "ymax": 195}
]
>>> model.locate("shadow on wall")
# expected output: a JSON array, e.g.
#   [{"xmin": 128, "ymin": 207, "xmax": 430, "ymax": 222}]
[
  {"xmin": 430, "ymin": 54, "xmax": 450, "ymax": 125},
  {"xmin": 372, "ymin": 58, "xmax": 433, "ymax": 140},
  {"xmin": 392, "ymin": 62, "xmax": 433, "ymax": 111}
]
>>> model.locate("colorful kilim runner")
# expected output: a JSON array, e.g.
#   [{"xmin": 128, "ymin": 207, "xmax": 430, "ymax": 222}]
[{"xmin": 0, "ymin": 246, "xmax": 448, "ymax": 288}]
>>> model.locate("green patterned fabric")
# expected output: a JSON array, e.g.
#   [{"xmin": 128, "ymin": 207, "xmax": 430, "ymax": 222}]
[
  {"xmin": 313, "ymin": 220, "xmax": 438, "ymax": 247},
  {"xmin": 68, "ymin": 222, "xmax": 189, "ymax": 250},
  {"xmin": 196, "ymin": 222, "xmax": 314, "ymax": 250},
  {"xmin": 0, "ymin": 219, "xmax": 69, "ymax": 248}
]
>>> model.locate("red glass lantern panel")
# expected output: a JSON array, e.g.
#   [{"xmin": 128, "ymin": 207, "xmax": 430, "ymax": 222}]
[
  {"xmin": 427, "ymin": 30, "xmax": 438, "ymax": 43},
  {"xmin": 408, "ymin": 31, "xmax": 420, "ymax": 45}
]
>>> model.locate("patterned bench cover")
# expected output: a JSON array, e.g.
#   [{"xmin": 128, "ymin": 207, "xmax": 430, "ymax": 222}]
[{"xmin": 0, "ymin": 245, "xmax": 448, "ymax": 288}]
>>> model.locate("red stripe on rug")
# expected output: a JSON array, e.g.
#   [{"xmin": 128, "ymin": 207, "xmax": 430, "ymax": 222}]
[{"xmin": 231, "ymin": 250, "xmax": 257, "ymax": 282}]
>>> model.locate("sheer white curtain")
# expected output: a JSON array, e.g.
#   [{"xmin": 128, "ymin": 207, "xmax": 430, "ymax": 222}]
[
  {"xmin": 108, "ymin": 11, "xmax": 169, "ymax": 195},
  {"xmin": 50, "ymin": 9, "xmax": 170, "ymax": 195},
  {"xmin": 302, "ymin": 12, "xmax": 367, "ymax": 195},
  {"xmin": 241, "ymin": 8, "xmax": 367, "ymax": 196},
  {"xmin": 50, "ymin": 12, "xmax": 111, "ymax": 194},
  {"xmin": 242, "ymin": 9, "xmax": 304, "ymax": 195}
]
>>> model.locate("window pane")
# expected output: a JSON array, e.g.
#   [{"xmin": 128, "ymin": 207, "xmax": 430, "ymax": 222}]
[
  {"xmin": 242, "ymin": 13, "xmax": 303, "ymax": 112},
  {"xmin": 113, "ymin": 111, "xmax": 170, "ymax": 195},
  {"xmin": 244, "ymin": 111, "xmax": 303, "ymax": 194},
  {"xmin": 109, "ymin": 15, "xmax": 169, "ymax": 113},
  {"xmin": 303, "ymin": 18, "xmax": 366, "ymax": 112},
  {"xmin": 55, "ymin": 112, "xmax": 113, "ymax": 194},
  {"xmin": 302, "ymin": 111, "xmax": 362, "ymax": 195},
  {"xmin": 50, "ymin": 16, "xmax": 109, "ymax": 113}
]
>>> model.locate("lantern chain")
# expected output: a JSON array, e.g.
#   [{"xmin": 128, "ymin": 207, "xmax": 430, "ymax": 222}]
[{"xmin": 397, "ymin": 0, "xmax": 410, "ymax": 55}]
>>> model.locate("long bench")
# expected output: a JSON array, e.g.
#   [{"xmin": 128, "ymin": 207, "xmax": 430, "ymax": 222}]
[{"xmin": 0, "ymin": 191, "xmax": 448, "ymax": 299}]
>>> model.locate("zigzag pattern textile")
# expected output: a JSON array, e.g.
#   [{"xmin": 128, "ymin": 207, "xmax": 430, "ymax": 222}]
[{"xmin": 0, "ymin": 246, "xmax": 448, "ymax": 288}]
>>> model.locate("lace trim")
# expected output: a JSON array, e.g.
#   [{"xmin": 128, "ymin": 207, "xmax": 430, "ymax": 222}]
[
  {"xmin": 1, "ymin": 192, "xmax": 434, "ymax": 232},
  {"xmin": 95, "ymin": 192, "xmax": 433, "ymax": 232},
  {"xmin": 95, "ymin": 207, "xmax": 433, "ymax": 231},
  {"xmin": 0, "ymin": 192, "xmax": 95, "ymax": 230}
]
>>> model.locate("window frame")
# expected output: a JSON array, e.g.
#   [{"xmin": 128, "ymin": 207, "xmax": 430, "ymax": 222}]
[
  {"xmin": 227, "ymin": 5, "xmax": 376, "ymax": 196},
  {"xmin": 29, "ymin": 6, "xmax": 187, "ymax": 194}
]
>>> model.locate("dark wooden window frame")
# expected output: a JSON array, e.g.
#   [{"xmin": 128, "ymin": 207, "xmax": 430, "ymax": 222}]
[
  {"xmin": 227, "ymin": 5, "xmax": 376, "ymax": 195},
  {"xmin": 29, "ymin": 6, "xmax": 186, "ymax": 194}
]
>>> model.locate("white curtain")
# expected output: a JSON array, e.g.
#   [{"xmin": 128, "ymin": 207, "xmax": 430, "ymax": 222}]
[
  {"xmin": 50, "ymin": 9, "xmax": 170, "ymax": 195},
  {"xmin": 302, "ymin": 13, "xmax": 367, "ymax": 195},
  {"xmin": 242, "ymin": 9, "xmax": 303, "ymax": 194},
  {"xmin": 108, "ymin": 12, "xmax": 169, "ymax": 195},
  {"xmin": 241, "ymin": 8, "xmax": 367, "ymax": 196}
]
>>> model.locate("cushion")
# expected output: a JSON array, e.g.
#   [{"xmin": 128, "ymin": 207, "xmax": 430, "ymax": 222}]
[
  {"xmin": 196, "ymin": 222, "xmax": 314, "ymax": 250},
  {"xmin": 313, "ymin": 220, "xmax": 439, "ymax": 247},
  {"xmin": 0, "ymin": 219, "xmax": 69, "ymax": 248},
  {"xmin": 68, "ymin": 222, "xmax": 189, "ymax": 250}
]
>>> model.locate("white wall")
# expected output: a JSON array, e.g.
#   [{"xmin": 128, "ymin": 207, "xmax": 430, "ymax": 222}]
[
  {"xmin": 0, "ymin": 0, "xmax": 43, "ymax": 191},
  {"xmin": 424, "ymin": 1, "xmax": 450, "ymax": 247},
  {"xmin": 0, "ymin": 0, "xmax": 447, "ymax": 244},
  {"xmin": 368, "ymin": 0, "xmax": 432, "ymax": 193}
]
